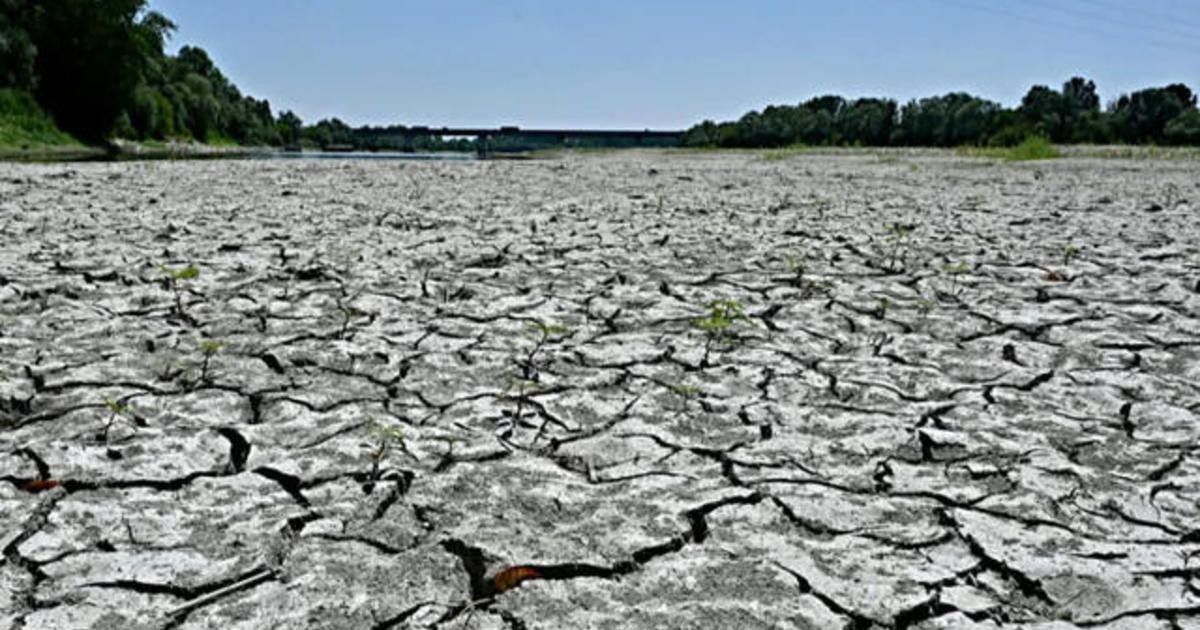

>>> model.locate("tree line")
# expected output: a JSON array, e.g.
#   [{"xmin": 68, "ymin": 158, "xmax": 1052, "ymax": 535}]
[
  {"xmin": 4, "ymin": 2, "xmax": 1197, "ymax": 151},
  {"xmin": 683, "ymin": 77, "xmax": 1200, "ymax": 148},
  {"xmin": 0, "ymin": 0, "xmax": 602, "ymax": 152},
  {"xmin": 0, "ymin": 0, "xmax": 544, "ymax": 152}
]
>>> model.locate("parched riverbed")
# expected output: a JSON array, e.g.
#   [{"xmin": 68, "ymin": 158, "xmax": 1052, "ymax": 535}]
[{"xmin": 1, "ymin": 150, "xmax": 1199, "ymax": 629}]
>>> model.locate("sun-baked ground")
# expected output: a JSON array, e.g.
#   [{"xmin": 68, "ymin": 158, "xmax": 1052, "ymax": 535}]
[{"xmin": 2, "ymin": 149, "xmax": 1199, "ymax": 629}]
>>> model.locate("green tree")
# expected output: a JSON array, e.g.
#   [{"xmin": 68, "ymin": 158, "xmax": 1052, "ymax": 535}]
[
  {"xmin": 1062, "ymin": 77, "xmax": 1099, "ymax": 114},
  {"xmin": 1111, "ymin": 84, "xmax": 1196, "ymax": 143},
  {"xmin": 27, "ymin": 0, "xmax": 173, "ymax": 141},
  {"xmin": 276, "ymin": 110, "xmax": 303, "ymax": 145},
  {"xmin": 1165, "ymin": 109, "xmax": 1200, "ymax": 145},
  {"xmin": 838, "ymin": 98, "xmax": 896, "ymax": 145},
  {"xmin": 1020, "ymin": 85, "xmax": 1066, "ymax": 141}
]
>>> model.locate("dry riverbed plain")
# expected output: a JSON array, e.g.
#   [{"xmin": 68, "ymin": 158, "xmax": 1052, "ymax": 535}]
[{"xmin": 1, "ymin": 149, "xmax": 1199, "ymax": 629}]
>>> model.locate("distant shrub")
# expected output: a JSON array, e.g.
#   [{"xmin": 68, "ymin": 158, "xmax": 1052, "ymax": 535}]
[
  {"xmin": 958, "ymin": 135, "xmax": 1059, "ymax": 161},
  {"xmin": 1008, "ymin": 135, "xmax": 1060, "ymax": 161},
  {"xmin": 759, "ymin": 144, "xmax": 810, "ymax": 161}
]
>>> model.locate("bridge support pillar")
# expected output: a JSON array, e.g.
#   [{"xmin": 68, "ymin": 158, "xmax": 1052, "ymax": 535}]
[{"xmin": 476, "ymin": 134, "xmax": 492, "ymax": 159}]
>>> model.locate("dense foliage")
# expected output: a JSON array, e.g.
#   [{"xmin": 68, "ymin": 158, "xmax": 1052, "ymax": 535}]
[
  {"xmin": 0, "ymin": 87, "xmax": 79, "ymax": 147},
  {"xmin": 0, "ymin": 0, "xmax": 295, "ymax": 145},
  {"xmin": 683, "ymin": 77, "xmax": 1198, "ymax": 148}
]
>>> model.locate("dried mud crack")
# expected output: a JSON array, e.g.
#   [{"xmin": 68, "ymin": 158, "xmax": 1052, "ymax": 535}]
[{"xmin": 2, "ymin": 150, "xmax": 1199, "ymax": 628}]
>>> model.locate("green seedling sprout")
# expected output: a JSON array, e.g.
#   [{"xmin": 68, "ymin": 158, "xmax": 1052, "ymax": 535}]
[
  {"xmin": 520, "ymin": 321, "xmax": 571, "ymax": 380},
  {"xmin": 812, "ymin": 198, "xmax": 832, "ymax": 220},
  {"xmin": 693, "ymin": 298, "xmax": 752, "ymax": 367},
  {"xmin": 784, "ymin": 251, "xmax": 807, "ymax": 285},
  {"xmin": 668, "ymin": 382, "xmax": 702, "ymax": 411},
  {"xmin": 504, "ymin": 377, "xmax": 545, "ymax": 440},
  {"xmin": 336, "ymin": 299, "xmax": 370, "ymax": 340},
  {"xmin": 915, "ymin": 298, "xmax": 935, "ymax": 325},
  {"xmin": 363, "ymin": 416, "xmax": 405, "ymax": 490},
  {"xmin": 1062, "ymin": 244, "xmax": 1080, "ymax": 266},
  {"xmin": 876, "ymin": 297, "xmax": 892, "ymax": 319},
  {"xmin": 160, "ymin": 264, "xmax": 199, "ymax": 281},
  {"xmin": 943, "ymin": 261, "xmax": 970, "ymax": 298},
  {"xmin": 99, "ymin": 394, "xmax": 135, "ymax": 443},
  {"xmin": 197, "ymin": 339, "xmax": 228, "ymax": 382},
  {"xmin": 159, "ymin": 263, "xmax": 199, "ymax": 318},
  {"xmin": 879, "ymin": 222, "xmax": 915, "ymax": 273}
]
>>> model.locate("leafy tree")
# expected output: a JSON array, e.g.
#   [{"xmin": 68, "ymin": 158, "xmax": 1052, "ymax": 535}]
[
  {"xmin": 838, "ymin": 98, "xmax": 896, "ymax": 146},
  {"xmin": 1111, "ymin": 84, "xmax": 1196, "ymax": 143},
  {"xmin": 27, "ymin": 0, "xmax": 173, "ymax": 141},
  {"xmin": 276, "ymin": 110, "xmax": 303, "ymax": 146},
  {"xmin": 1165, "ymin": 109, "xmax": 1200, "ymax": 145},
  {"xmin": 1020, "ymin": 85, "xmax": 1066, "ymax": 141},
  {"xmin": 894, "ymin": 93, "xmax": 1000, "ymax": 146},
  {"xmin": 1062, "ymin": 77, "xmax": 1099, "ymax": 114}
]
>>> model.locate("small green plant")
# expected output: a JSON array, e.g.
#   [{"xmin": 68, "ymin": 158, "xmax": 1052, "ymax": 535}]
[
  {"xmin": 197, "ymin": 339, "xmax": 228, "ymax": 382},
  {"xmin": 1062, "ymin": 244, "xmax": 1080, "ymax": 266},
  {"xmin": 363, "ymin": 416, "xmax": 405, "ymax": 489},
  {"xmin": 914, "ymin": 298, "xmax": 935, "ymax": 326},
  {"xmin": 875, "ymin": 296, "xmax": 891, "ymax": 320},
  {"xmin": 784, "ymin": 251, "xmax": 807, "ymax": 282},
  {"xmin": 335, "ymin": 299, "xmax": 370, "ymax": 340},
  {"xmin": 811, "ymin": 197, "xmax": 832, "ymax": 220},
  {"xmin": 519, "ymin": 321, "xmax": 571, "ymax": 380},
  {"xmin": 160, "ymin": 263, "xmax": 199, "ymax": 318},
  {"xmin": 667, "ymin": 382, "xmax": 702, "ymax": 411},
  {"xmin": 693, "ymin": 298, "xmax": 752, "ymax": 366},
  {"xmin": 877, "ymin": 223, "xmax": 915, "ymax": 273},
  {"xmin": 503, "ymin": 377, "xmax": 545, "ymax": 440},
  {"xmin": 160, "ymin": 263, "xmax": 199, "ymax": 281},
  {"xmin": 99, "ymin": 394, "xmax": 136, "ymax": 443},
  {"xmin": 943, "ymin": 261, "xmax": 970, "ymax": 298}
]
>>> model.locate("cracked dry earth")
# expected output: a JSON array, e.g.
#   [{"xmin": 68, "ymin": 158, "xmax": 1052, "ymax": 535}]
[{"xmin": 1, "ymin": 150, "xmax": 1199, "ymax": 630}]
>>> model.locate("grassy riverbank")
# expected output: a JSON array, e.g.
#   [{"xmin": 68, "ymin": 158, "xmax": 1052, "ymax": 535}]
[{"xmin": 0, "ymin": 89, "xmax": 96, "ymax": 160}]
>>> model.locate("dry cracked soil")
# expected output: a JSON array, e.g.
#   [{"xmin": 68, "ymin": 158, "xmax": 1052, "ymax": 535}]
[{"xmin": 1, "ymin": 149, "xmax": 1199, "ymax": 630}]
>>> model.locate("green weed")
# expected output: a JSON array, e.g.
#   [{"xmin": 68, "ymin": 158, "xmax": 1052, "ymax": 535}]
[
  {"xmin": 363, "ymin": 416, "xmax": 405, "ymax": 490},
  {"xmin": 877, "ymin": 223, "xmax": 916, "ymax": 273},
  {"xmin": 159, "ymin": 263, "xmax": 199, "ymax": 321},
  {"xmin": 197, "ymin": 339, "xmax": 228, "ymax": 382},
  {"xmin": 759, "ymin": 144, "xmax": 810, "ymax": 162},
  {"xmin": 1062, "ymin": 244, "xmax": 1081, "ymax": 265},
  {"xmin": 693, "ymin": 298, "xmax": 753, "ymax": 366},
  {"xmin": 942, "ymin": 261, "xmax": 970, "ymax": 299},
  {"xmin": 99, "ymin": 394, "xmax": 137, "ymax": 442},
  {"xmin": 959, "ymin": 136, "xmax": 1060, "ymax": 162}
]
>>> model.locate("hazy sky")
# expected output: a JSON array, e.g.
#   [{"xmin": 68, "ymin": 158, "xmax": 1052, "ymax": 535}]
[{"xmin": 146, "ymin": 0, "xmax": 1200, "ymax": 129}]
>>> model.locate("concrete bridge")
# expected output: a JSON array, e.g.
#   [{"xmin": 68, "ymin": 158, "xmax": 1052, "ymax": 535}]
[{"xmin": 357, "ymin": 125, "xmax": 685, "ymax": 156}]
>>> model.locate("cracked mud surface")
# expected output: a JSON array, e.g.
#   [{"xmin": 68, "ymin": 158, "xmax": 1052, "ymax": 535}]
[{"xmin": 2, "ymin": 150, "xmax": 1199, "ymax": 629}]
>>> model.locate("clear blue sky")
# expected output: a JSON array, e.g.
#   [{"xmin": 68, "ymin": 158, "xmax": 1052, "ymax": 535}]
[{"xmin": 147, "ymin": 0, "xmax": 1200, "ymax": 129}]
